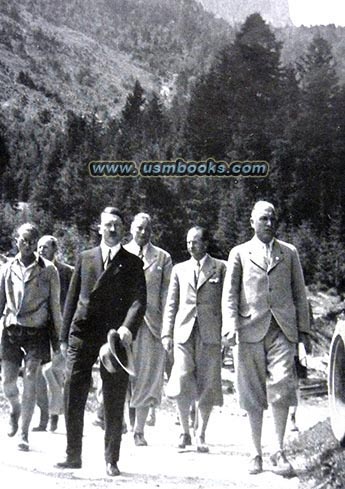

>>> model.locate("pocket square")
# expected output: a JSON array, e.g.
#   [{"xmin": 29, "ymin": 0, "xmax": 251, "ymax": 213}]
[{"xmin": 209, "ymin": 277, "xmax": 220, "ymax": 283}]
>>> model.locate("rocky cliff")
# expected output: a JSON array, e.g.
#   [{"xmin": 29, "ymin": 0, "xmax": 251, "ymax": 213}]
[{"xmin": 198, "ymin": 0, "xmax": 292, "ymax": 26}]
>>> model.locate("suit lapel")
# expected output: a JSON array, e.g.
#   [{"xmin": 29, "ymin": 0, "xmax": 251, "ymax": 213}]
[
  {"xmin": 197, "ymin": 255, "xmax": 216, "ymax": 289},
  {"xmin": 267, "ymin": 240, "xmax": 284, "ymax": 272},
  {"xmin": 125, "ymin": 240, "xmax": 156, "ymax": 270},
  {"xmin": 104, "ymin": 246, "xmax": 129, "ymax": 283},
  {"xmin": 92, "ymin": 246, "xmax": 111, "ymax": 291},
  {"xmin": 248, "ymin": 238, "xmax": 268, "ymax": 271},
  {"xmin": 142, "ymin": 242, "xmax": 157, "ymax": 271},
  {"xmin": 248, "ymin": 238, "xmax": 284, "ymax": 272},
  {"xmin": 187, "ymin": 259, "xmax": 197, "ymax": 289}
]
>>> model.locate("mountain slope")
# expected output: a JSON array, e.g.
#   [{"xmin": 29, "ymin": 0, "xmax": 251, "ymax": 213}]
[
  {"xmin": 0, "ymin": 4, "xmax": 157, "ymax": 125},
  {"xmin": 8, "ymin": 0, "xmax": 232, "ymax": 77},
  {"xmin": 0, "ymin": 0, "xmax": 233, "ymax": 129},
  {"xmin": 1, "ymin": 0, "xmax": 345, "ymax": 168}
]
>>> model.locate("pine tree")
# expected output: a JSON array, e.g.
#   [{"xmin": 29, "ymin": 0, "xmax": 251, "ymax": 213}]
[
  {"xmin": 291, "ymin": 36, "xmax": 340, "ymax": 231},
  {"xmin": 142, "ymin": 92, "xmax": 169, "ymax": 159},
  {"xmin": 184, "ymin": 14, "xmax": 287, "ymax": 250},
  {"xmin": 184, "ymin": 13, "xmax": 284, "ymax": 165},
  {"xmin": 0, "ymin": 124, "xmax": 10, "ymax": 201},
  {"xmin": 116, "ymin": 80, "xmax": 146, "ymax": 160}
]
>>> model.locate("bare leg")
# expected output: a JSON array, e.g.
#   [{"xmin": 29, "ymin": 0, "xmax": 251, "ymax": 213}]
[
  {"xmin": 2, "ymin": 360, "xmax": 21, "ymax": 438},
  {"xmin": 34, "ymin": 366, "xmax": 49, "ymax": 429},
  {"xmin": 2, "ymin": 360, "xmax": 21, "ymax": 415},
  {"xmin": 176, "ymin": 397, "xmax": 192, "ymax": 448},
  {"xmin": 269, "ymin": 404, "xmax": 294, "ymax": 475},
  {"xmin": 246, "ymin": 408, "xmax": 264, "ymax": 456},
  {"xmin": 146, "ymin": 406, "xmax": 156, "ymax": 426},
  {"xmin": 21, "ymin": 358, "xmax": 41, "ymax": 437},
  {"xmin": 177, "ymin": 397, "xmax": 191, "ymax": 435},
  {"xmin": 271, "ymin": 404, "xmax": 289, "ymax": 452},
  {"xmin": 195, "ymin": 402, "xmax": 212, "ymax": 452},
  {"xmin": 134, "ymin": 406, "xmax": 149, "ymax": 434}
]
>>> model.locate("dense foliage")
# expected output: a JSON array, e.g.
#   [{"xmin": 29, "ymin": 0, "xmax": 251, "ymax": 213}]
[{"xmin": 1, "ymin": 2, "xmax": 345, "ymax": 290}]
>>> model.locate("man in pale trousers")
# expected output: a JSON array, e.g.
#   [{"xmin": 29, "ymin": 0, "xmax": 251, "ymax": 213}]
[
  {"xmin": 162, "ymin": 226, "xmax": 226, "ymax": 452},
  {"xmin": 222, "ymin": 201, "xmax": 311, "ymax": 476},
  {"xmin": 125, "ymin": 212, "xmax": 172, "ymax": 445},
  {"xmin": 34, "ymin": 235, "xmax": 73, "ymax": 432}
]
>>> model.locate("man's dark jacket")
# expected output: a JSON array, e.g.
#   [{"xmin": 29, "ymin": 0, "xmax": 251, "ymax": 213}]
[{"xmin": 60, "ymin": 246, "xmax": 146, "ymax": 344}]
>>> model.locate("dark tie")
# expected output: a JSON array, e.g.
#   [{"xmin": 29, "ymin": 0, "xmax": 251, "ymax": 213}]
[
  {"xmin": 265, "ymin": 244, "xmax": 271, "ymax": 269},
  {"xmin": 138, "ymin": 246, "xmax": 144, "ymax": 260},
  {"xmin": 194, "ymin": 261, "xmax": 201, "ymax": 288},
  {"xmin": 104, "ymin": 248, "xmax": 112, "ymax": 270}
]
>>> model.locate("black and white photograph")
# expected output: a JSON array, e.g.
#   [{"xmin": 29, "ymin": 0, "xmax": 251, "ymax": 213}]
[{"xmin": 0, "ymin": 1, "xmax": 345, "ymax": 488}]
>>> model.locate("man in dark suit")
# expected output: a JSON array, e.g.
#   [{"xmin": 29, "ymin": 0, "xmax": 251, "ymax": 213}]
[
  {"xmin": 222, "ymin": 201, "xmax": 311, "ymax": 476},
  {"xmin": 56, "ymin": 207, "xmax": 146, "ymax": 476}
]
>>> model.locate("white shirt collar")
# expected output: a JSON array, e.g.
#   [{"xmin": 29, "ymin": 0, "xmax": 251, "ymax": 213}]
[
  {"xmin": 253, "ymin": 235, "xmax": 275, "ymax": 252},
  {"xmin": 130, "ymin": 241, "xmax": 149, "ymax": 257},
  {"xmin": 191, "ymin": 253, "xmax": 208, "ymax": 268},
  {"xmin": 100, "ymin": 242, "xmax": 121, "ymax": 262},
  {"xmin": 14, "ymin": 252, "xmax": 39, "ymax": 270}
]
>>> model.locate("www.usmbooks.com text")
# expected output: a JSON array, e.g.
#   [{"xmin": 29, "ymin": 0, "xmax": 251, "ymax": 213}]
[{"xmin": 88, "ymin": 159, "xmax": 269, "ymax": 178}]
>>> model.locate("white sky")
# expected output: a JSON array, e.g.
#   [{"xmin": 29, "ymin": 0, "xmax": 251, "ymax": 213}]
[{"xmin": 289, "ymin": 0, "xmax": 345, "ymax": 26}]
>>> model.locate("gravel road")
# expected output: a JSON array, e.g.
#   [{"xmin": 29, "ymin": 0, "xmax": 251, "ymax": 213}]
[{"xmin": 0, "ymin": 367, "xmax": 330, "ymax": 489}]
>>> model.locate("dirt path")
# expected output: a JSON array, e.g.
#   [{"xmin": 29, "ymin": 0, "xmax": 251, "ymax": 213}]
[{"xmin": 0, "ymin": 368, "xmax": 330, "ymax": 489}]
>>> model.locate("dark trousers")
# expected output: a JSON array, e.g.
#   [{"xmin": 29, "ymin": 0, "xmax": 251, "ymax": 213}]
[{"xmin": 64, "ymin": 341, "xmax": 129, "ymax": 464}]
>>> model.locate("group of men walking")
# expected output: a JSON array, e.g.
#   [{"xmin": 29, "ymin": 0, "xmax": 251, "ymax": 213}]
[{"xmin": 0, "ymin": 200, "xmax": 311, "ymax": 478}]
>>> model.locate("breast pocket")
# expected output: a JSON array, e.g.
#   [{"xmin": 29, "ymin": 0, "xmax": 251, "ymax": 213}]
[{"xmin": 209, "ymin": 277, "xmax": 220, "ymax": 284}]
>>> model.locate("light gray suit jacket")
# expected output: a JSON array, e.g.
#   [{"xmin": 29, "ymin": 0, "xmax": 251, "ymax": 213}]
[
  {"xmin": 124, "ymin": 241, "xmax": 172, "ymax": 339},
  {"xmin": 222, "ymin": 237, "xmax": 310, "ymax": 343},
  {"xmin": 162, "ymin": 254, "xmax": 226, "ymax": 345}
]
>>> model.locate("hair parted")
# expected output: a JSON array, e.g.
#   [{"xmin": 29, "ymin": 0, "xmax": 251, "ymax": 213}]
[{"xmin": 101, "ymin": 207, "xmax": 124, "ymax": 222}]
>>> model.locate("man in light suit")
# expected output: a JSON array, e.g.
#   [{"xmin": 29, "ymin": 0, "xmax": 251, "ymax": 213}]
[
  {"xmin": 162, "ymin": 226, "xmax": 226, "ymax": 453},
  {"xmin": 222, "ymin": 201, "xmax": 311, "ymax": 476},
  {"xmin": 56, "ymin": 207, "xmax": 146, "ymax": 476},
  {"xmin": 124, "ymin": 212, "xmax": 172, "ymax": 445},
  {"xmin": 34, "ymin": 235, "xmax": 74, "ymax": 433}
]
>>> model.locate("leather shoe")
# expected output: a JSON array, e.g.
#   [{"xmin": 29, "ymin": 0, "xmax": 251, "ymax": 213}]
[
  {"xmin": 8, "ymin": 410, "xmax": 20, "ymax": 437},
  {"xmin": 248, "ymin": 455, "xmax": 263, "ymax": 475},
  {"xmin": 18, "ymin": 434, "xmax": 29, "ymax": 452},
  {"xmin": 106, "ymin": 462, "xmax": 120, "ymax": 476},
  {"xmin": 49, "ymin": 415, "xmax": 58, "ymax": 432},
  {"xmin": 55, "ymin": 458, "xmax": 82, "ymax": 469},
  {"xmin": 270, "ymin": 450, "xmax": 294, "ymax": 477},
  {"xmin": 134, "ymin": 432, "xmax": 148, "ymax": 446},
  {"xmin": 178, "ymin": 433, "xmax": 192, "ymax": 449},
  {"xmin": 196, "ymin": 434, "xmax": 209, "ymax": 453},
  {"xmin": 32, "ymin": 424, "xmax": 47, "ymax": 432}
]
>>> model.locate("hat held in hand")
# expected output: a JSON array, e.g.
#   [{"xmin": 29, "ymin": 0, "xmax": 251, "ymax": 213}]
[{"xmin": 100, "ymin": 329, "xmax": 135, "ymax": 377}]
